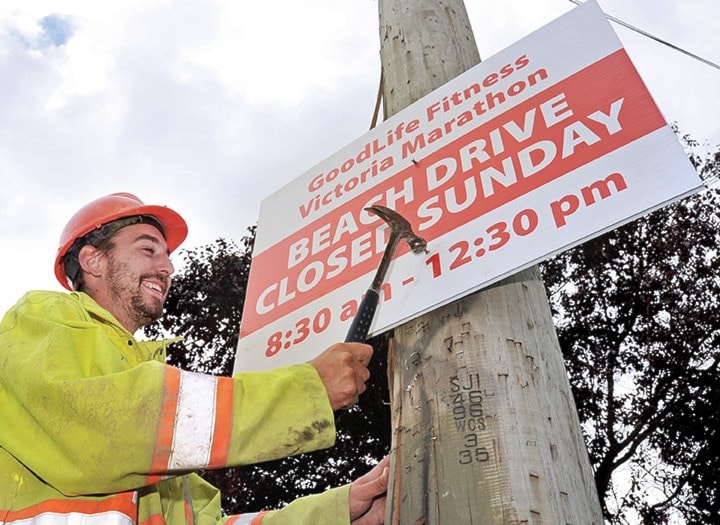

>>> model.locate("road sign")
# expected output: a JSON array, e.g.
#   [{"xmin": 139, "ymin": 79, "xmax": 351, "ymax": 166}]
[{"xmin": 234, "ymin": 0, "xmax": 701, "ymax": 372}]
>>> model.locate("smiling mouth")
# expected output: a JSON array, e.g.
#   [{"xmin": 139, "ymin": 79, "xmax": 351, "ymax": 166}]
[{"xmin": 142, "ymin": 279, "xmax": 167, "ymax": 298}]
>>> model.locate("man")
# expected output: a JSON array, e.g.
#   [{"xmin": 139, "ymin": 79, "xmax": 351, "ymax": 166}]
[{"xmin": 0, "ymin": 193, "xmax": 389, "ymax": 524}]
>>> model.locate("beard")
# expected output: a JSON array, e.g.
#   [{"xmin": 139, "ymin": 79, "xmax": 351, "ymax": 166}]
[
  {"xmin": 129, "ymin": 286, "xmax": 165, "ymax": 325},
  {"xmin": 106, "ymin": 258, "xmax": 167, "ymax": 328}
]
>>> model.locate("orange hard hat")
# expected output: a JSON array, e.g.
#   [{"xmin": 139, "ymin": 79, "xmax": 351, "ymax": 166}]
[{"xmin": 54, "ymin": 192, "xmax": 188, "ymax": 290}]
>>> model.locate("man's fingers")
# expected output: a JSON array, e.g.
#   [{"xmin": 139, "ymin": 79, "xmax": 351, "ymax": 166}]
[
  {"xmin": 349, "ymin": 456, "xmax": 391, "ymax": 523},
  {"xmin": 309, "ymin": 342, "xmax": 374, "ymax": 411},
  {"xmin": 354, "ymin": 359, "xmax": 371, "ymax": 396},
  {"xmin": 355, "ymin": 456, "xmax": 390, "ymax": 494},
  {"xmin": 351, "ymin": 496, "xmax": 387, "ymax": 525},
  {"xmin": 348, "ymin": 342, "xmax": 373, "ymax": 366}
]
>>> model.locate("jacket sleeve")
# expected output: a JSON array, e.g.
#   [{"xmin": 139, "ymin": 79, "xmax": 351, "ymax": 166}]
[
  {"xmin": 157, "ymin": 472, "xmax": 350, "ymax": 525},
  {"xmin": 0, "ymin": 292, "xmax": 336, "ymax": 496},
  {"xmin": 215, "ymin": 485, "xmax": 351, "ymax": 525},
  {"xmin": 254, "ymin": 485, "xmax": 351, "ymax": 525}
]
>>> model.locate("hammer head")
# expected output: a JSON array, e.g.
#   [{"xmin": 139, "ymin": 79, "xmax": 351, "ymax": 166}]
[{"xmin": 365, "ymin": 205, "xmax": 428, "ymax": 254}]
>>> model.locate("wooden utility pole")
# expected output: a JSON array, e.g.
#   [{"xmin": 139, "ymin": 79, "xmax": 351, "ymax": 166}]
[{"xmin": 378, "ymin": 1, "xmax": 604, "ymax": 523}]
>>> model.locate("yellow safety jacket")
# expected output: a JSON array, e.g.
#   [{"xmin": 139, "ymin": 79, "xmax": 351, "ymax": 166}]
[{"xmin": 0, "ymin": 291, "xmax": 351, "ymax": 524}]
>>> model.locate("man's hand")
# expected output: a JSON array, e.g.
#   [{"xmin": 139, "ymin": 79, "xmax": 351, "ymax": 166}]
[
  {"xmin": 349, "ymin": 455, "xmax": 390, "ymax": 525},
  {"xmin": 309, "ymin": 342, "xmax": 373, "ymax": 411}
]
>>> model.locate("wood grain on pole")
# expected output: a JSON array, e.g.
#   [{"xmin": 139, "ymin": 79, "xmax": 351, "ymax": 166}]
[{"xmin": 377, "ymin": 1, "xmax": 603, "ymax": 522}]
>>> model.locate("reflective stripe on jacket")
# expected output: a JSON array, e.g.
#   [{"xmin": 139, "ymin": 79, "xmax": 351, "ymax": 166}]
[{"xmin": 0, "ymin": 291, "xmax": 350, "ymax": 524}]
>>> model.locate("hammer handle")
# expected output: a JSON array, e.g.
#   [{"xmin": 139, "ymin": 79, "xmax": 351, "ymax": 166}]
[{"xmin": 344, "ymin": 289, "xmax": 379, "ymax": 342}]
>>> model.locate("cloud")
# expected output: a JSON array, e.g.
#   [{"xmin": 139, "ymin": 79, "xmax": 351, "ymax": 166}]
[{"xmin": 0, "ymin": 1, "xmax": 379, "ymax": 267}]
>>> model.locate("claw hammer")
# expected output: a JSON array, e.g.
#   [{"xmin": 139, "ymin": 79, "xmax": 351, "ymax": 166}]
[{"xmin": 345, "ymin": 205, "xmax": 428, "ymax": 342}]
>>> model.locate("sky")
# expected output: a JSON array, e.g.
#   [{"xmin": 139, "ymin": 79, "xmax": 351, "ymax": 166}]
[{"xmin": 1, "ymin": 0, "xmax": 719, "ymax": 315}]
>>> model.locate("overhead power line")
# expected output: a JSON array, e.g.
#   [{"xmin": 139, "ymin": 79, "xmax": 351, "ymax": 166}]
[{"xmin": 568, "ymin": 0, "xmax": 720, "ymax": 71}]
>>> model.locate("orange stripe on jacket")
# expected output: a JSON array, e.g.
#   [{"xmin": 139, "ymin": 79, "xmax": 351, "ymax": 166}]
[
  {"xmin": 207, "ymin": 376, "xmax": 235, "ymax": 468},
  {"xmin": 147, "ymin": 365, "xmax": 181, "ymax": 484},
  {"xmin": 139, "ymin": 513, "xmax": 167, "ymax": 525},
  {"xmin": 1, "ymin": 491, "xmax": 137, "ymax": 521},
  {"xmin": 225, "ymin": 511, "xmax": 270, "ymax": 525}
]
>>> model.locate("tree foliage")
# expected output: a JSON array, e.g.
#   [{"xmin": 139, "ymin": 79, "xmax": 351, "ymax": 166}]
[
  {"xmin": 144, "ymin": 229, "xmax": 255, "ymax": 375},
  {"xmin": 148, "ymin": 136, "xmax": 720, "ymax": 522},
  {"xmin": 541, "ymin": 136, "xmax": 720, "ymax": 523}
]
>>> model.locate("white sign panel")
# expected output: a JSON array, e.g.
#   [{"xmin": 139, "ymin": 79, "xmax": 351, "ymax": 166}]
[{"xmin": 234, "ymin": 0, "xmax": 702, "ymax": 372}]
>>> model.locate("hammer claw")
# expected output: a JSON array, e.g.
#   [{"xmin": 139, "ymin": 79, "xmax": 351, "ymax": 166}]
[{"xmin": 344, "ymin": 205, "xmax": 427, "ymax": 342}]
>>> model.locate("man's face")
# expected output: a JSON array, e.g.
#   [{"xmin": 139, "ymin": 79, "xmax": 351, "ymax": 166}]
[{"xmin": 102, "ymin": 223, "xmax": 174, "ymax": 330}]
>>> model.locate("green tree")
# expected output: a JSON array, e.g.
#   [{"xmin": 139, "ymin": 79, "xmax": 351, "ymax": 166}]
[
  {"xmin": 541, "ymin": 136, "xmax": 720, "ymax": 523},
  {"xmin": 144, "ymin": 232, "xmax": 252, "ymax": 374}
]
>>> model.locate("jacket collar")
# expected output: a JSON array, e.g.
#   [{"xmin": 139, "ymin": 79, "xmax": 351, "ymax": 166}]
[{"xmin": 73, "ymin": 291, "xmax": 182, "ymax": 362}]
